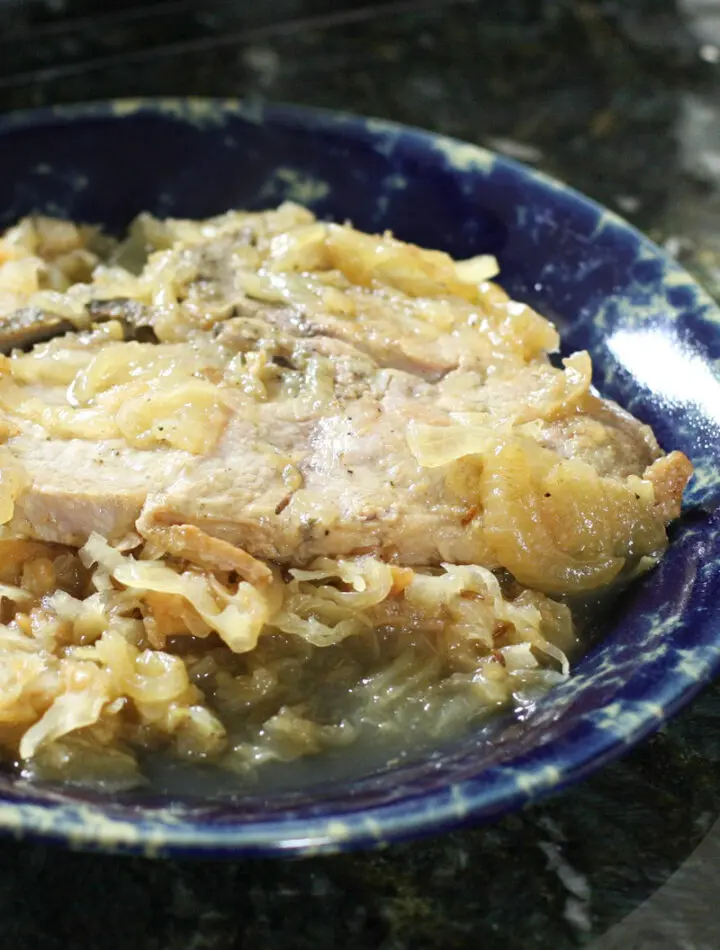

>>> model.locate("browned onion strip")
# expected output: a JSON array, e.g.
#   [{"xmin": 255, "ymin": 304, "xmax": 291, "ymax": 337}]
[
  {"xmin": 481, "ymin": 441, "xmax": 626, "ymax": 594},
  {"xmin": 645, "ymin": 451, "xmax": 694, "ymax": 522},
  {"xmin": 141, "ymin": 524, "xmax": 272, "ymax": 587}
]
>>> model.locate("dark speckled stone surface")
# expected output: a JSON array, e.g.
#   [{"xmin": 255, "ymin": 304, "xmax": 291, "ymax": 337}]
[{"xmin": 1, "ymin": 0, "xmax": 720, "ymax": 946}]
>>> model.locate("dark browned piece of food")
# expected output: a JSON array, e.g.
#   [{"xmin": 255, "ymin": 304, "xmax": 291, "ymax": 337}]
[{"xmin": 0, "ymin": 307, "xmax": 74, "ymax": 354}]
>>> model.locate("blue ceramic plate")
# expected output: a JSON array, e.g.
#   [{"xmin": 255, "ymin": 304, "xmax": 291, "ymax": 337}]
[{"xmin": 0, "ymin": 98, "xmax": 717, "ymax": 857}]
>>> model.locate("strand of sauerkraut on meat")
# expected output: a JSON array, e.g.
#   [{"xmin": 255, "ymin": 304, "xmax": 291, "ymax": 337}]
[{"xmin": 0, "ymin": 204, "xmax": 692, "ymax": 786}]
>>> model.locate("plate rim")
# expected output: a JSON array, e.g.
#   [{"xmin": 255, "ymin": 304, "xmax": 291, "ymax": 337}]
[{"xmin": 0, "ymin": 96, "xmax": 717, "ymax": 857}]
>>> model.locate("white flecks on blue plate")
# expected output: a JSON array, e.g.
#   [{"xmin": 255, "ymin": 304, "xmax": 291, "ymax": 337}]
[
  {"xmin": 0, "ymin": 97, "xmax": 715, "ymax": 858},
  {"xmin": 258, "ymin": 167, "xmax": 331, "ymax": 205}
]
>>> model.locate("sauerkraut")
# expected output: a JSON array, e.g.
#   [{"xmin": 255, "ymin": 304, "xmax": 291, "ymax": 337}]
[{"xmin": 0, "ymin": 205, "xmax": 691, "ymax": 789}]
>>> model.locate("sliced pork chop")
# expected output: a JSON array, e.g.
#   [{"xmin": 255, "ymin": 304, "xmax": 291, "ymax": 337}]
[
  {"xmin": 3, "ymin": 343, "xmax": 490, "ymax": 565},
  {"xmin": 0, "ymin": 302, "xmax": 685, "ymax": 574},
  {"xmin": 1, "ymin": 319, "xmax": 679, "ymax": 582},
  {"xmin": 0, "ymin": 316, "xmax": 475, "ymax": 561},
  {"xmin": 90, "ymin": 223, "xmax": 557, "ymax": 381},
  {"xmin": 7, "ymin": 433, "xmax": 190, "ymax": 546},
  {"xmin": 138, "ymin": 375, "xmax": 493, "ymax": 566}
]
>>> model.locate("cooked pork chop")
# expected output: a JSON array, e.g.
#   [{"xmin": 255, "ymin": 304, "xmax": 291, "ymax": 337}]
[
  {"xmin": 0, "ymin": 206, "xmax": 692, "ymax": 595},
  {"xmin": 138, "ymin": 368, "xmax": 494, "ymax": 566},
  {"xmin": 4, "ymin": 325, "xmax": 491, "ymax": 565}
]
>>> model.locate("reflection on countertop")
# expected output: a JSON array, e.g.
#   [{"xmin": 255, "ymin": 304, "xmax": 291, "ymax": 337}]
[{"xmin": 593, "ymin": 815, "xmax": 720, "ymax": 950}]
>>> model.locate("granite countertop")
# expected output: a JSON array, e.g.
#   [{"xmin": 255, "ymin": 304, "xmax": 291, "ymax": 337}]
[{"xmin": 1, "ymin": 1, "xmax": 720, "ymax": 947}]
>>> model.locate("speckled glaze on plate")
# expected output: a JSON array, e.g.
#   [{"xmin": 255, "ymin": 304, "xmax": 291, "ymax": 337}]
[{"xmin": 0, "ymin": 97, "xmax": 717, "ymax": 858}]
